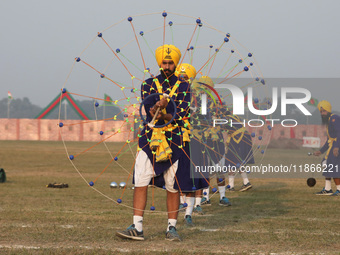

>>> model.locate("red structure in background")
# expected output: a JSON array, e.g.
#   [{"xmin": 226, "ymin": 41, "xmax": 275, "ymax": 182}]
[{"xmin": 35, "ymin": 90, "xmax": 89, "ymax": 120}]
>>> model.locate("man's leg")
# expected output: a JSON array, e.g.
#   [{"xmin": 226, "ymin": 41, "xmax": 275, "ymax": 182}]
[
  {"xmin": 332, "ymin": 178, "xmax": 340, "ymax": 196},
  {"xmin": 183, "ymin": 192, "xmax": 195, "ymax": 226},
  {"xmin": 165, "ymin": 190, "xmax": 181, "ymax": 241},
  {"xmin": 164, "ymin": 161, "xmax": 180, "ymax": 223},
  {"xmin": 316, "ymin": 177, "xmax": 333, "ymax": 195},
  {"xmin": 163, "ymin": 161, "xmax": 181, "ymax": 241},
  {"xmin": 132, "ymin": 186, "xmax": 148, "ymax": 232},
  {"xmin": 167, "ymin": 190, "xmax": 179, "ymax": 220},
  {"xmin": 180, "ymin": 194, "xmax": 186, "ymax": 205},
  {"xmin": 217, "ymin": 175, "xmax": 231, "ymax": 206},
  {"xmin": 133, "ymin": 186, "xmax": 148, "ymax": 216},
  {"xmin": 195, "ymin": 190, "xmax": 203, "ymax": 207},
  {"xmin": 228, "ymin": 172, "xmax": 235, "ymax": 191},
  {"xmin": 239, "ymin": 171, "xmax": 252, "ymax": 192},
  {"xmin": 193, "ymin": 189, "xmax": 204, "ymax": 215},
  {"xmin": 201, "ymin": 186, "xmax": 210, "ymax": 204},
  {"xmin": 116, "ymin": 150, "xmax": 152, "ymax": 240},
  {"xmin": 333, "ymin": 178, "xmax": 340, "ymax": 186},
  {"xmin": 217, "ymin": 176, "xmax": 226, "ymax": 197},
  {"xmin": 116, "ymin": 186, "xmax": 147, "ymax": 241}
]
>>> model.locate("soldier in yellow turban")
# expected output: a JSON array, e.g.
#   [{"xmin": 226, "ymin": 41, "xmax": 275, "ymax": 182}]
[
  {"xmin": 117, "ymin": 44, "xmax": 191, "ymax": 241},
  {"xmin": 176, "ymin": 63, "xmax": 197, "ymax": 81},
  {"xmin": 155, "ymin": 44, "xmax": 181, "ymax": 78},
  {"xmin": 190, "ymin": 76, "xmax": 216, "ymax": 101},
  {"xmin": 314, "ymin": 100, "xmax": 340, "ymax": 196},
  {"xmin": 318, "ymin": 100, "xmax": 332, "ymax": 114},
  {"xmin": 198, "ymin": 76, "xmax": 214, "ymax": 88},
  {"xmin": 173, "ymin": 63, "xmax": 210, "ymax": 223}
]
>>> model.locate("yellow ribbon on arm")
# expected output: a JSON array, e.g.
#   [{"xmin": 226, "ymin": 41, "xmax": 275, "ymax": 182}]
[{"xmin": 148, "ymin": 78, "xmax": 184, "ymax": 162}]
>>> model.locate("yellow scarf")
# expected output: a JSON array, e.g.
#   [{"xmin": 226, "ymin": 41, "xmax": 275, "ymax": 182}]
[
  {"xmin": 149, "ymin": 78, "xmax": 189, "ymax": 162},
  {"xmin": 325, "ymin": 114, "xmax": 336, "ymax": 159}
]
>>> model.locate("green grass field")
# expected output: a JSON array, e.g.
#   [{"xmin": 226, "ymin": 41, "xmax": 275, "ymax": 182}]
[{"xmin": 0, "ymin": 141, "xmax": 339, "ymax": 254}]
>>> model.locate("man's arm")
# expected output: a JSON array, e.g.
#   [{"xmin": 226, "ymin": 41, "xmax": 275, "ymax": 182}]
[
  {"xmin": 331, "ymin": 115, "xmax": 340, "ymax": 157},
  {"xmin": 141, "ymin": 81, "xmax": 156, "ymax": 121},
  {"xmin": 314, "ymin": 131, "xmax": 329, "ymax": 156},
  {"xmin": 175, "ymin": 82, "xmax": 191, "ymax": 121},
  {"xmin": 314, "ymin": 140, "xmax": 329, "ymax": 156}
]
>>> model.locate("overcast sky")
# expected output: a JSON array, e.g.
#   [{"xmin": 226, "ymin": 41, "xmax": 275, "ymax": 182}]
[{"xmin": 1, "ymin": 0, "xmax": 339, "ymax": 110}]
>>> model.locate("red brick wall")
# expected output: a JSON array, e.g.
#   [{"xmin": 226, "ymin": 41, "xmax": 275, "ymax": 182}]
[
  {"xmin": 0, "ymin": 118, "xmax": 328, "ymax": 146},
  {"xmin": 0, "ymin": 119, "xmax": 132, "ymax": 142}
]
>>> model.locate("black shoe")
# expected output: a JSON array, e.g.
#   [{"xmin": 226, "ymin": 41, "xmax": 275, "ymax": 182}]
[
  {"xmin": 116, "ymin": 224, "xmax": 144, "ymax": 241},
  {"xmin": 165, "ymin": 226, "xmax": 181, "ymax": 241},
  {"xmin": 239, "ymin": 182, "xmax": 252, "ymax": 192}
]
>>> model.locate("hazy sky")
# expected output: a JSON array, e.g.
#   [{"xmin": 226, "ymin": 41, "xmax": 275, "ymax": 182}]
[{"xmin": 1, "ymin": 0, "xmax": 339, "ymax": 110}]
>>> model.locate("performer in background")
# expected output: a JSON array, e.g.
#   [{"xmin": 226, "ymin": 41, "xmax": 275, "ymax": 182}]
[
  {"xmin": 313, "ymin": 100, "xmax": 340, "ymax": 196},
  {"xmin": 176, "ymin": 63, "xmax": 210, "ymax": 226}
]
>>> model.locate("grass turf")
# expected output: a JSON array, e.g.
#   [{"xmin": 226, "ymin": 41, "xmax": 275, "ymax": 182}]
[{"xmin": 0, "ymin": 141, "xmax": 339, "ymax": 254}]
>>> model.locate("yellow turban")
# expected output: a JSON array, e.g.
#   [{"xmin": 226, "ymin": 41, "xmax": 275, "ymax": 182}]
[
  {"xmin": 318, "ymin": 100, "xmax": 332, "ymax": 113},
  {"xmin": 191, "ymin": 76, "xmax": 215, "ymax": 97},
  {"xmin": 155, "ymin": 44, "xmax": 181, "ymax": 67},
  {"xmin": 198, "ymin": 76, "xmax": 214, "ymax": 88},
  {"xmin": 176, "ymin": 63, "xmax": 197, "ymax": 79}
]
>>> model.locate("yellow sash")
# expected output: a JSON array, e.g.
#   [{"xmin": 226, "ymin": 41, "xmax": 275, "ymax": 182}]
[
  {"xmin": 325, "ymin": 114, "xmax": 336, "ymax": 159},
  {"xmin": 149, "ymin": 78, "xmax": 185, "ymax": 162}
]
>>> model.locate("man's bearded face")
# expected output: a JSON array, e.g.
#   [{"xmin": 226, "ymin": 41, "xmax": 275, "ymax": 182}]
[
  {"xmin": 160, "ymin": 60, "xmax": 176, "ymax": 78},
  {"xmin": 320, "ymin": 109, "xmax": 331, "ymax": 125}
]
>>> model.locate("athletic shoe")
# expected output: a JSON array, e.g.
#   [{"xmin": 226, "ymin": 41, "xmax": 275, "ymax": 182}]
[
  {"xmin": 219, "ymin": 197, "xmax": 231, "ymax": 206},
  {"xmin": 227, "ymin": 187, "xmax": 235, "ymax": 192},
  {"xmin": 315, "ymin": 188, "xmax": 333, "ymax": 195},
  {"xmin": 165, "ymin": 226, "xmax": 181, "ymax": 241},
  {"xmin": 178, "ymin": 203, "xmax": 185, "ymax": 212},
  {"xmin": 331, "ymin": 190, "xmax": 340, "ymax": 196},
  {"xmin": 200, "ymin": 197, "xmax": 211, "ymax": 206},
  {"xmin": 239, "ymin": 182, "xmax": 252, "ymax": 192},
  {"xmin": 116, "ymin": 224, "xmax": 144, "ymax": 241},
  {"xmin": 193, "ymin": 205, "xmax": 204, "ymax": 215},
  {"xmin": 184, "ymin": 215, "xmax": 194, "ymax": 226}
]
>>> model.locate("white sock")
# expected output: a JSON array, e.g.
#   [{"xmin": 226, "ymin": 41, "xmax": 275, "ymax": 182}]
[
  {"xmin": 203, "ymin": 188, "xmax": 209, "ymax": 199},
  {"xmin": 325, "ymin": 179, "xmax": 332, "ymax": 191},
  {"xmin": 180, "ymin": 194, "xmax": 186, "ymax": 204},
  {"xmin": 133, "ymin": 215, "xmax": 143, "ymax": 232},
  {"xmin": 228, "ymin": 175, "xmax": 235, "ymax": 188},
  {"xmin": 241, "ymin": 172, "xmax": 249, "ymax": 185},
  {"xmin": 195, "ymin": 197, "xmax": 201, "ymax": 207},
  {"xmin": 218, "ymin": 186, "xmax": 226, "ymax": 199},
  {"xmin": 185, "ymin": 196, "xmax": 195, "ymax": 217},
  {"xmin": 167, "ymin": 219, "xmax": 177, "ymax": 231},
  {"xmin": 336, "ymin": 185, "xmax": 340, "ymax": 191}
]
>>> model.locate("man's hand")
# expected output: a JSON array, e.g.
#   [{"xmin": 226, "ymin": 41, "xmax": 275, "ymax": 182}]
[
  {"xmin": 333, "ymin": 147, "xmax": 339, "ymax": 157},
  {"xmin": 150, "ymin": 106, "xmax": 163, "ymax": 120},
  {"xmin": 149, "ymin": 97, "xmax": 170, "ymax": 121},
  {"xmin": 313, "ymin": 151, "xmax": 322, "ymax": 156},
  {"xmin": 155, "ymin": 97, "xmax": 168, "ymax": 110}
]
